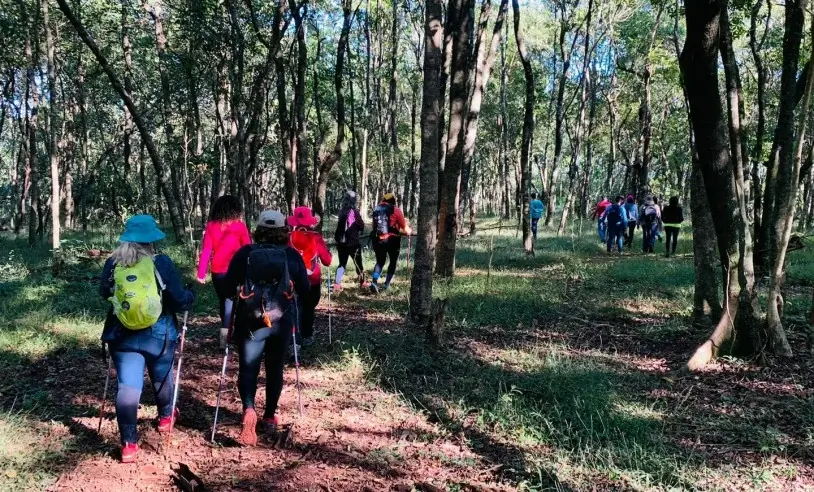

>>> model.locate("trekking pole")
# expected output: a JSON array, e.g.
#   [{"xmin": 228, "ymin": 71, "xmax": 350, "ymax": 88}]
[
  {"xmin": 97, "ymin": 346, "xmax": 112, "ymax": 433},
  {"xmin": 328, "ymin": 269, "xmax": 333, "ymax": 345},
  {"xmin": 292, "ymin": 299, "xmax": 304, "ymax": 416},
  {"xmin": 211, "ymin": 289, "xmax": 239, "ymax": 443},
  {"xmin": 166, "ymin": 311, "xmax": 188, "ymax": 446}
]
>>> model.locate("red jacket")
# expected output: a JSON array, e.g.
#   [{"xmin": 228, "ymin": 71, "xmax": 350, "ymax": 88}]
[
  {"xmin": 289, "ymin": 230, "xmax": 332, "ymax": 286},
  {"xmin": 591, "ymin": 200, "xmax": 612, "ymax": 220}
]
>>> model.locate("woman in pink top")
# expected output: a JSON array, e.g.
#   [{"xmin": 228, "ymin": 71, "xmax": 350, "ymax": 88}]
[{"xmin": 197, "ymin": 195, "xmax": 252, "ymax": 347}]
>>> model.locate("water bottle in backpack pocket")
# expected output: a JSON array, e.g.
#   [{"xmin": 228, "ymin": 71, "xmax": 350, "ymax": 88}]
[{"xmin": 239, "ymin": 246, "xmax": 293, "ymax": 330}]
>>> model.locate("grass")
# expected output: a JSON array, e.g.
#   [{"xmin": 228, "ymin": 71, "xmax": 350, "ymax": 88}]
[{"xmin": 1, "ymin": 221, "xmax": 813, "ymax": 490}]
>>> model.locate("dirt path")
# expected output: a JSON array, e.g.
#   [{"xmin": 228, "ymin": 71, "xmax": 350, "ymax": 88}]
[{"xmin": 47, "ymin": 309, "xmax": 510, "ymax": 492}]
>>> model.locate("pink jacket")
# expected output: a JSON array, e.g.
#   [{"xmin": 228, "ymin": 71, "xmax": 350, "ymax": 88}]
[{"xmin": 197, "ymin": 220, "xmax": 252, "ymax": 278}]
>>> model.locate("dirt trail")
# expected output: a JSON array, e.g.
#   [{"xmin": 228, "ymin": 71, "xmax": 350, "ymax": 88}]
[{"xmin": 48, "ymin": 309, "xmax": 510, "ymax": 492}]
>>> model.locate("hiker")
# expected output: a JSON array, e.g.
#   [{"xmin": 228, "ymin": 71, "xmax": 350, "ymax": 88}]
[
  {"xmin": 640, "ymin": 195, "xmax": 662, "ymax": 254},
  {"xmin": 334, "ymin": 191, "xmax": 366, "ymax": 291},
  {"xmin": 99, "ymin": 215, "xmax": 195, "ymax": 463},
  {"xmin": 370, "ymin": 192, "xmax": 412, "ymax": 293},
  {"xmin": 224, "ymin": 210, "xmax": 310, "ymax": 447},
  {"xmin": 288, "ymin": 206, "xmax": 332, "ymax": 346},
  {"xmin": 196, "ymin": 195, "xmax": 252, "ymax": 348},
  {"xmin": 591, "ymin": 196, "xmax": 612, "ymax": 242},
  {"xmin": 530, "ymin": 192, "xmax": 545, "ymax": 240},
  {"xmin": 661, "ymin": 196, "xmax": 685, "ymax": 257},
  {"xmin": 603, "ymin": 195, "xmax": 629, "ymax": 254},
  {"xmin": 623, "ymin": 195, "xmax": 638, "ymax": 247}
]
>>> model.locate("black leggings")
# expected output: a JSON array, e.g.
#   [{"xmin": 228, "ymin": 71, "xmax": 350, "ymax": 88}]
[
  {"xmin": 337, "ymin": 244, "xmax": 364, "ymax": 274},
  {"xmin": 665, "ymin": 227, "xmax": 679, "ymax": 254},
  {"xmin": 299, "ymin": 284, "xmax": 321, "ymax": 339},
  {"xmin": 625, "ymin": 222, "xmax": 636, "ymax": 247},
  {"xmin": 212, "ymin": 273, "xmax": 234, "ymax": 328},
  {"xmin": 373, "ymin": 237, "xmax": 401, "ymax": 282},
  {"xmin": 237, "ymin": 322, "xmax": 292, "ymax": 419}
]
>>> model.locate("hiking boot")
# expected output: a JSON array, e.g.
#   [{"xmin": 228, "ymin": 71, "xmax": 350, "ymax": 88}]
[
  {"xmin": 381, "ymin": 283, "xmax": 390, "ymax": 292},
  {"xmin": 240, "ymin": 408, "xmax": 258, "ymax": 446},
  {"xmin": 157, "ymin": 408, "xmax": 179, "ymax": 433},
  {"xmin": 302, "ymin": 336, "xmax": 314, "ymax": 347},
  {"xmin": 369, "ymin": 282, "xmax": 379, "ymax": 294},
  {"xmin": 121, "ymin": 443, "xmax": 139, "ymax": 463},
  {"xmin": 262, "ymin": 415, "xmax": 280, "ymax": 436}
]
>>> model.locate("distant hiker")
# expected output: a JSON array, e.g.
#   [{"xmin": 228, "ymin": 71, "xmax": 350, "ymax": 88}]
[
  {"xmin": 591, "ymin": 196, "xmax": 612, "ymax": 242},
  {"xmin": 623, "ymin": 195, "xmax": 638, "ymax": 248},
  {"xmin": 99, "ymin": 215, "xmax": 195, "ymax": 463},
  {"xmin": 334, "ymin": 191, "xmax": 366, "ymax": 291},
  {"xmin": 530, "ymin": 192, "xmax": 545, "ymax": 240},
  {"xmin": 224, "ymin": 210, "xmax": 310, "ymax": 447},
  {"xmin": 661, "ymin": 196, "xmax": 685, "ymax": 257},
  {"xmin": 640, "ymin": 195, "xmax": 662, "ymax": 254},
  {"xmin": 288, "ymin": 206, "xmax": 332, "ymax": 346},
  {"xmin": 603, "ymin": 195, "xmax": 629, "ymax": 254},
  {"xmin": 197, "ymin": 195, "xmax": 252, "ymax": 348},
  {"xmin": 370, "ymin": 192, "xmax": 412, "ymax": 293}
]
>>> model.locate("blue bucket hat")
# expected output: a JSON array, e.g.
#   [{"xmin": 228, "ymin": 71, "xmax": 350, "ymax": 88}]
[{"xmin": 119, "ymin": 214, "xmax": 166, "ymax": 243}]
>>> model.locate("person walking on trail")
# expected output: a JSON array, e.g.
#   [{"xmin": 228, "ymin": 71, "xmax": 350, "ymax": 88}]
[
  {"xmin": 591, "ymin": 196, "xmax": 612, "ymax": 242},
  {"xmin": 530, "ymin": 192, "xmax": 545, "ymax": 240},
  {"xmin": 99, "ymin": 215, "xmax": 195, "ymax": 463},
  {"xmin": 288, "ymin": 206, "xmax": 332, "ymax": 347},
  {"xmin": 196, "ymin": 195, "xmax": 252, "ymax": 349},
  {"xmin": 623, "ymin": 195, "xmax": 638, "ymax": 248},
  {"xmin": 603, "ymin": 195, "xmax": 629, "ymax": 255},
  {"xmin": 369, "ymin": 192, "xmax": 412, "ymax": 294},
  {"xmin": 661, "ymin": 196, "xmax": 685, "ymax": 257},
  {"xmin": 224, "ymin": 210, "xmax": 310, "ymax": 447},
  {"xmin": 333, "ymin": 191, "xmax": 366, "ymax": 291},
  {"xmin": 640, "ymin": 195, "xmax": 662, "ymax": 254}
]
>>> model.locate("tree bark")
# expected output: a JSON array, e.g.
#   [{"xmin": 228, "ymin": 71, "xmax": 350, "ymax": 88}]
[
  {"xmin": 512, "ymin": 0, "xmax": 534, "ymax": 254},
  {"xmin": 43, "ymin": 0, "xmax": 61, "ymax": 248},
  {"xmin": 436, "ymin": 0, "xmax": 476, "ymax": 277},
  {"xmin": 749, "ymin": 0, "xmax": 770, "ymax": 240},
  {"xmin": 410, "ymin": 0, "xmax": 444, "ymax": 342},
  {"xmin": 680, "ymin": 0, "xmax": 762, "ymax": 370},
  {"xmin": 57, "ymin": 0, "xmax": 186, "ymax": 239}
]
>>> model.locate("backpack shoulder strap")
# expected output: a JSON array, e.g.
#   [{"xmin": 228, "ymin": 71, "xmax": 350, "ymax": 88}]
[{"xmin": 151, "ymin": 256, "xmax": 167, "ymax": 292}]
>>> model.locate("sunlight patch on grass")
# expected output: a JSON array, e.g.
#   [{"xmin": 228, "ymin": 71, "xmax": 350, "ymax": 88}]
[{"xmin": 0, "ymin": 412, "xmax": 67, "ymax": 491}]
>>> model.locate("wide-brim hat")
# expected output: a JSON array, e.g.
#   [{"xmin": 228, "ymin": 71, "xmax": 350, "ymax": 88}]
[
  {"xmin": 257, "ymin": 209, "xmax": 287, "ymax": 229},
  {"xmin": 119, "ymin": 214, "xmax": 166, "ymax": 243},
  {"xmin": 287, "ymin": 206, "xmax": 319, "ymax": 228}
]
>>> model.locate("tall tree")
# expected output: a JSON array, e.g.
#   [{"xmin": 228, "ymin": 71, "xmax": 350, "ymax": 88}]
[
  {"xmin": 410, "ymin": 0, "xmax": 443, "ymax": 340},
  {"xmin": 512, "ymin": 0, "xmax": 534, "ymax": 253},
  {"xmin": 43, "ymin": 0, "xmax": 60, "ymax": 248}
]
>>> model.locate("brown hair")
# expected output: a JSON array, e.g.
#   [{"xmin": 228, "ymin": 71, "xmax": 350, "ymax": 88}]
[{"xmin": 254, "ymin": 226, "xmax": 289, "ymax": 245}]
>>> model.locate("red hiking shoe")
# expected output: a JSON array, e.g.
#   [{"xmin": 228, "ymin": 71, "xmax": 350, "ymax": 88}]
[
  {"xmin": 121, "ymin": 443, "xmax": 139, "ymax": 463},
  {"xmin": 157, "ymin": 408, "xmax": 179, "ymax": 433},
  {"xmin": 240, "ymin": 408, "xmax": 258, "ymax": 447},
  {"xmin": 262, "ymin": 415, "xmax": 280, "ymax": 436}
]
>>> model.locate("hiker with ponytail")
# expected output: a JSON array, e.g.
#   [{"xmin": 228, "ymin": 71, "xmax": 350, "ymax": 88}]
[
  {"xmin": 99, "ymin": 215, "xmax": 195, "ymax": 463},
  {"xmin": 197, "ymin": 195, "xmax": 252, "ymax": 348}
]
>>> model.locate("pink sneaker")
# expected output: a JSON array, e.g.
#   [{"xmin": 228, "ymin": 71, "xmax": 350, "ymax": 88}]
[
  {"xmin": 240, "ymin": 408, "xmax": 258, "ymax": 446},
  {"xmin": 121, "ymin": 443, "xmax": 139, "ymax": 463},
  {"xmin": 332, "ymin": 283, "xmax": 343, "ymax": 293},
  {"xmin": 157, "ymin": 408, "xmax": 179, "ymax": 433},
  {"xmin": 262, "ymin": 415, "xmax": 280, "ymax": 435}
]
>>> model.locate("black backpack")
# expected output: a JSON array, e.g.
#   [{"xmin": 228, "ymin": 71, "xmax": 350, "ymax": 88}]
[
  {"xmin": 372, "ymin": 204, "xmax": 393, "ymax": 236},
  {"xmin": 606, "ymin": 204, "xmax": 622, "ymax": 226},
  {"xmin": 239, "ymin": 246, "xmax": 293, "ymax": 329}
]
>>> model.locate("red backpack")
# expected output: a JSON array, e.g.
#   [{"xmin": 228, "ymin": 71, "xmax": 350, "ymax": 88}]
[{"xmin": 289, "ymin": 230, "xmax": 319, "ymax": 276}]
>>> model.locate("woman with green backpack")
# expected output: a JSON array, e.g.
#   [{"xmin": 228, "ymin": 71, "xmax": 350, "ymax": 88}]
[{"xmin": 99, "ymin": 215, "xmax": 195, "ymax": 463}]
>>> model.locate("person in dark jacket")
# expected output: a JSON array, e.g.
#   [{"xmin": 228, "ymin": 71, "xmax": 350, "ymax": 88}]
[
  {"xmin": 224, "ymin": 209, "xmax": 310, "ymax": 447},
  {"xmin": 99, "ymin": 215, "xmax": 195, "ymax": 463},
  {"xmin": 333, "ymin": 191, "xmax": 366, "ymax": 291},
  {"xmin": 661, "ymin": 196, "xmax": 685, "ymax": 257}
]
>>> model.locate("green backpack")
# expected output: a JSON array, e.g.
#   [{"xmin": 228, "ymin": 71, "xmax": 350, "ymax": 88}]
[{"xmin": 109, "ymin": 256, "xmax": 166, "ymax": 330}]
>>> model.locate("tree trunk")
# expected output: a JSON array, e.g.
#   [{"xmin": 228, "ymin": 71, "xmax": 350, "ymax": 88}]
[
  {"xmin": 314, "ymin": 0, "xmax": 351, "ymax": 219},
  {"xmin": 410, "ymin": 0, "xmax": 444, "ymax": 343},
  {"xmin": 290, "ymin": 0, "xmax": 309, "ymax": 206},
  {"xmin": 680, "ymin": 0, "xmax": 762, "ymax": 370},
  {"xmin": 436, "ymin": 0, "xmax": 476, "ymax": 278},
  {"xmin": 764, "ymin": 2, "xmax": 812, "ymax": 357},
  {"xmin": 512, "ymin": 0, "xmax": 534, "ymax": 254},
  {"xmin": 499, "ymin": 27, "xmax": 510, "ymax": 220},
  {"xmin": 691, "ymin": 156, "xmax": 722, "ymax": 323},
  {"xmin": 749, "ymin": 0, "xmax": 770, "ymax": 240},
  {"xmin": 43, "ymin": 0, "xmax": 61, "ymax": 249},
  {"xmin": 57, "ymin": 0, "xmax": 186, "ymax": 240}
]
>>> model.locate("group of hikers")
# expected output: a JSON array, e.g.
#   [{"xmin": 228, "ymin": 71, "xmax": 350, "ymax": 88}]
[
  {"xmin": 590, "ymin": 194, "xmax": 685, "ymax": 256},
  {"xmin": 100, "ymin": 191, "xmax": 411, "ymax": 462}
]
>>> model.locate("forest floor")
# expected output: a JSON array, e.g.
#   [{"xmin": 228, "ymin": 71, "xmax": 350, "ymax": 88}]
[{"xmin": 1, "ymin": 220, "xmax": 813, "ymax": 491}]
